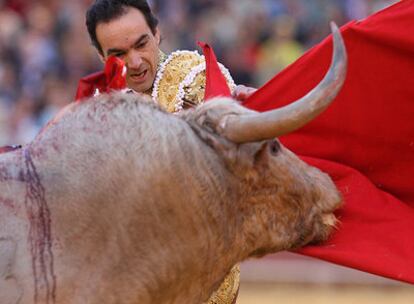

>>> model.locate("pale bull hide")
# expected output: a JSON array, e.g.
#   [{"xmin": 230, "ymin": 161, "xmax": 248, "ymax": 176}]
[{"xmin": 0, "ymin": 23, "xmax": 346, "ymax": 304}]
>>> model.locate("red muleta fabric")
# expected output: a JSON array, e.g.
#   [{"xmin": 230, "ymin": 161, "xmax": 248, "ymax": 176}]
[
  {"xmin": 239, "ymin": 0, "xmax": 414, "ymax": 284},
  {"xmin": 0, "ymin": 145, "xmax": 21, "ymax": 154},
  {"xmin": 75, "ymin": 56, "xmax": 127, "ymax": 101},
  {"xmin": 198, "ymin": 41, "xmax": 232, "ymax": 99}
]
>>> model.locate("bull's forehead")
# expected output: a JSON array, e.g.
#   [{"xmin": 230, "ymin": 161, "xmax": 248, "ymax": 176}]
[
  {"xmin": 183, "ymin": 97, "xmax": 256, "ymax": 133},
  {"xmin": 195, "ymin": 97, "xmax": 254, "ymax": 115}
]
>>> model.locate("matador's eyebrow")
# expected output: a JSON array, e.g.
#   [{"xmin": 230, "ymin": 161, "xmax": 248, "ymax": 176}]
[{"xmin": 106, "ymin": 34, "xmax": 150, "ymax": 56}]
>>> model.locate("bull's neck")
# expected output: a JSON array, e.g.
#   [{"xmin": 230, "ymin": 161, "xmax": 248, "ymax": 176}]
[{"xmin": 142, "ymin": 142, "xmax": 244, "ymax": 302}]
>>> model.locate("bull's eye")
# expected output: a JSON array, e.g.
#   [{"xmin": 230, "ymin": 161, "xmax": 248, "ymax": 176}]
[{"xmin": 269, "ymin": 140, "xmax": 281, "ymax": 155}]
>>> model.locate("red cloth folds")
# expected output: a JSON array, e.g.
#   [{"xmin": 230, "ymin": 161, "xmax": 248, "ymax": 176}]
[
  {"xmin": 0, "ymin": 145, "xmax": 21, "ymax": 154},
  {"xmin": 198, "ymin": 42, "xmax": 232, "ymax": 100},
  {"xmin": 75, "ymin": 56, "xmax": 127, "ymax": 101},
  {"xmin": 240, "ymin": 0, "xmax": 414, "ymax": 284}
]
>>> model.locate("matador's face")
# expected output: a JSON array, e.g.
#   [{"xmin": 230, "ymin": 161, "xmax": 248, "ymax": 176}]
[{"xmin": 96, "ymin": 6, "xmax": 161, "ymax": 93}]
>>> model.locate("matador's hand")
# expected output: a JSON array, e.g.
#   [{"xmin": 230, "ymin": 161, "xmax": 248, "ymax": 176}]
[{"xmin": 232, "ymin": 85, "xmax": 257, "ymax": 102}]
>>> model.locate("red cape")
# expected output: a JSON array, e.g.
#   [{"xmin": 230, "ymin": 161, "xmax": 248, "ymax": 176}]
[
  {"xmin": 75, "ymin": 56, "xmax": 127, "ymax": 101},
  {"xmin": 241, "ymin": 0, "xmax": 414, "ymax": 284}
]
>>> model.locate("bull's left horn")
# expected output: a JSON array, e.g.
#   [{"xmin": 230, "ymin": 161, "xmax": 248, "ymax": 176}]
[{"xmin": 221, "ymin": 22, "xmax": 347, "ymax": 143}]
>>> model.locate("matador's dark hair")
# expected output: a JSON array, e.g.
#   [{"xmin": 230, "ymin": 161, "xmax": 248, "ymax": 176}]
[{"xmin": 86, "ymin": 0, "xmax": 159, "ymax": 55}]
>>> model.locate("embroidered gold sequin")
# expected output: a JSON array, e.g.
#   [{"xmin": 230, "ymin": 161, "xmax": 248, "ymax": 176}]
[
  {"xmin": 154, "ymin": 51, "xmax": 204, "ymax": 112},
  {"xmin": 205, "ymin": 265, "xmax": 240, "ymax": 304},
  {"xmin": 152, "ymin": 50, "xmax": 235, "ymax": 113},
  {"xmin": 181, "ymin": 70, "xmax": 207, "ymax": 108}
]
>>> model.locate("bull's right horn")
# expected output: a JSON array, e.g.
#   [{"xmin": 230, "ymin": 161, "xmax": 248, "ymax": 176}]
[{"xmin": 221, "ymin": 22, "xmax": 347, "ymax": 143}]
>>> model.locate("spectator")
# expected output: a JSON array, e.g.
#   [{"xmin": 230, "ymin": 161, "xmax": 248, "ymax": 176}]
[{"xmin": 0, "ymin": 0, "xmax": 397, "ymax": 146}]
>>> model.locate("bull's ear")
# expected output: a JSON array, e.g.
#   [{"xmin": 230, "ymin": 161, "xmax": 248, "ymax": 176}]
[
  {"xmin": 187, "ymin": 118, "xmax": 268, "ymax": 172},
  {"xmin": 181, "ymin": 97, "xmax": 268, "ymax": 172}
]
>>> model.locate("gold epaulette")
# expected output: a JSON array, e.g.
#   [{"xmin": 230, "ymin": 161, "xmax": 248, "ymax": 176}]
[{"xmin": 151, "ymin": 50, "xmax": 236, "ymax": 113}]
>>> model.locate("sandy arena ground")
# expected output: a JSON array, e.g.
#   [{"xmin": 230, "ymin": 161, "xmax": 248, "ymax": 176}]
[
  {"xmin": 236, "ymin": 254, "xmax": 414, "ymax": 303},
  {"xmin": 237, "ymin": 283, "xmax": 414, "ymax": 304}
]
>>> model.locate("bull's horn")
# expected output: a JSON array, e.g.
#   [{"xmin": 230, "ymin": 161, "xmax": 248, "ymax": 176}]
[{"xmin": 222, "ymin": 22, "xmax": 347, "ymax": 143}]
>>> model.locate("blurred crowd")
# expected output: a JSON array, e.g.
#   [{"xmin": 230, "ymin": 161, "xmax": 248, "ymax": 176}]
[{"xmin": 0, "ymin": 0, "xmax": 398, "ymax": 145}]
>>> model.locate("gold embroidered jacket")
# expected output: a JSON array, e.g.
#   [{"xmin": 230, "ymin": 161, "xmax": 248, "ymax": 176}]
[{"xmin": 151, "ymin": 50, "xmax": 236, "ymax": 113}]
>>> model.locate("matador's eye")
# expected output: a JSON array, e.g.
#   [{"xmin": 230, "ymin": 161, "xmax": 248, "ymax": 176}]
[{"xmin": 269, "ymin": 140, "xmax": 281, "ymax": 156}]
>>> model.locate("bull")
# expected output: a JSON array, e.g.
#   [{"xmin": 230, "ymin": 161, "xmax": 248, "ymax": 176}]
[{"xmin": 0, "ymin": 24, "xmax": 346, "ymax": 304}]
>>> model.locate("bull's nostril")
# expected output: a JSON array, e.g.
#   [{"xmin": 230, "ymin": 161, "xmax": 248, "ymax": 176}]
[{"xmin": 269, "ymin": 140, "xmax": 281, "ymax": 155}]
